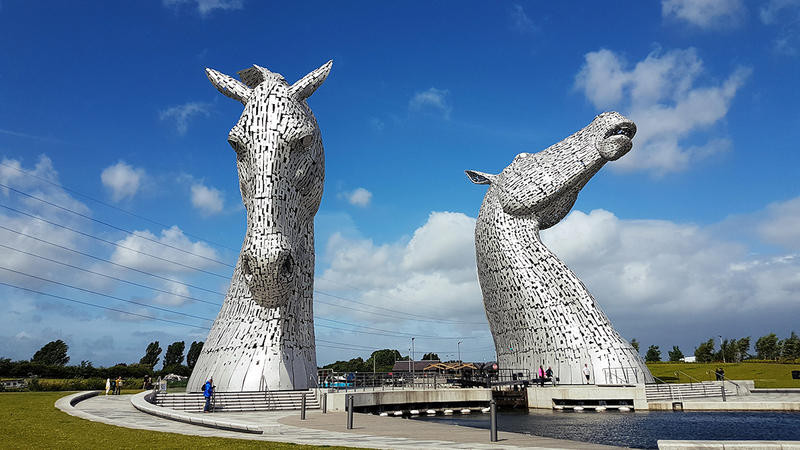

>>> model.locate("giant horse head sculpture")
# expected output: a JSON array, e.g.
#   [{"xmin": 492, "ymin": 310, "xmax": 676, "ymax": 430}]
[
  {"xmin": 206, "ymin": 61, "xmax": 331, "ymax": 308},
  {"xmin": 187, "ymin": 61, "xmax": 331, "ymax": 392},
  {"xmin": 466, "ymin": 112, "xmax": 654, "ymax": 385}
]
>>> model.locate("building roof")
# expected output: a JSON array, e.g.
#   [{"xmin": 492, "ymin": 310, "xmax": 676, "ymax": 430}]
[{"xmin": 390, "ymin": 360, "xmax": 440, "ymax": 372}]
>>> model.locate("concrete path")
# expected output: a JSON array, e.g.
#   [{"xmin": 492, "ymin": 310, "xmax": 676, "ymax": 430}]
[{"xmin": 67, "ymin": 393, "xmax": 620, "ymax": 449}]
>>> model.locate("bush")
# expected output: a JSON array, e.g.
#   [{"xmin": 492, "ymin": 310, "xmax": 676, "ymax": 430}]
[{"xmin": 27, "ymin": 378, "xmax": 145, "ymax": 391}]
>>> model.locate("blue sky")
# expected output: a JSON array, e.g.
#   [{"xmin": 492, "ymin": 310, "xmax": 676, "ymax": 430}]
[{"xmin": 1, "ymin": 0, "xmax": 799, "ymax": 367}]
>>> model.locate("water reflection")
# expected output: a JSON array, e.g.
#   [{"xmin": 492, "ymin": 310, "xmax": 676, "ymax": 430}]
[{"xmin": 410, "ymin": 409, "xmax": 800, "ymax": 449}]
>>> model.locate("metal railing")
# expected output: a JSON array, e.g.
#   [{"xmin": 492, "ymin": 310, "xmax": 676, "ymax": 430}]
[
  {"xmin": 317, "ymin": 368, "xmax": 531, "ymax": 392},
  {"xmin": 601, "ymin": 366, "xmax": 644, "ymax": 384},
  {"xmin": 675, "ymin": 370, "xmax": 709, "ymax": 397}
]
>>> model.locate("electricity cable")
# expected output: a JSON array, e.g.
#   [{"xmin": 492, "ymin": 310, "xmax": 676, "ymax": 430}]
[
  {"xmin": 0, "ymin": 182, "xmax": 235, "ymax": 268},
  {"xmin": 0, "ymin": 160, "xmax": 238, "ymax": 252},
  {"xmin": 0, "ymin": 203, "xmax": 231, "ymax": 279}
]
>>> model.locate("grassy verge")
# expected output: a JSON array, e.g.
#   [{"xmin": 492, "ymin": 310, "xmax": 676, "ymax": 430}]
[
  {"xmin": 0, "ymin": 391, "xmax": 353, "ymax": 449},
  {"xmin": 646, "ymin": 362, "xmax": 800, "ymax": 388}
]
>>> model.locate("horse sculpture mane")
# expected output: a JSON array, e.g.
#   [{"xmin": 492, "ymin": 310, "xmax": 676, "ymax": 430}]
[
  {"xmin": 467, "ymin": 112, "xmax": 654, "ymax": 385},
  {"xmin": 187, "ymin": 61, "xmax": 332, "ymax": 392}
]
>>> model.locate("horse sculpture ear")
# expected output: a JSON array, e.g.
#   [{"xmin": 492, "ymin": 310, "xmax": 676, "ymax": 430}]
[
  {"xmin": 206, "ymin": 68, "xmax": 251, "ymax": 104},
  {"xmin": 465, "ymin": 170, "xmax": 496, "ymax": 185},
  {"xmin": 289, "ymin": 60, "xmax": 333, "ymax": 101}
]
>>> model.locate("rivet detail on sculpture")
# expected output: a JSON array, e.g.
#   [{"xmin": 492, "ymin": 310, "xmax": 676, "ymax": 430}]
[
  {"xmin": 466, "ymin": 112, "xmax": 654, "ymax": 385},
  {"xmin": 187, "ymin": 61, "xmax": 332, "ymax": 392}
]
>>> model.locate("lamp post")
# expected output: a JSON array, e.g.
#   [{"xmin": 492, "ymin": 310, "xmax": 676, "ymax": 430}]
[
  {"xmin": 718, "ymin": 335, "xmax": 726, "ymax": 364},
  {"xmin": 458, "ymin": 341, "xmax": 463, "ymax": 362},
  {"xmin": 411, "ymin": 337, "xmax": 416, "ymax": 384}
]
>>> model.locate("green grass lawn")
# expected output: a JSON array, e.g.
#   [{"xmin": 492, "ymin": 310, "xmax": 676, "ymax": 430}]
[
  {"xmin": 0, "ymin": 391, "xmax": 354, "ymax": 449},
  {"xmin": 647, "ymin": 362, "xmax": 800, "ymax": 388}
]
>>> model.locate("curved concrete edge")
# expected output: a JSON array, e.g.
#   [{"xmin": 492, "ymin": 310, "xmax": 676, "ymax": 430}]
[
  {"xmin": 55, "ymin": 391, "xmax": 105, "ymax": 422},
  {"xmin": 658, "ymin": 440, "xmax": 800, "ymax": 449},
  {"xmin": 130, "ymin": 391, "xmax": 263, "ymax": 434}
]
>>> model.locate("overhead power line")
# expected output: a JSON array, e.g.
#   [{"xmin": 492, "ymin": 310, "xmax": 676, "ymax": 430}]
[
  {"xmin": 0, "ymin": 160, "xmax": 238, "ymax": 252},
  {"xmin": 0, "ymin": 203, "xmax": 232, "ymax": 279},
  {"xmin": 315, "ymin": 317, "xmax": 486, "ymax": 340},
  {"xmin": 0, "ymin": 266, "xmax": 214, "ymax": 322},
  {"xmin": 0, "ymin": 281, "xmax": 211, "ymax": 329},
  {"xmin": 0, "ymin": 182, "xmax": 235, "ymax": 268},
  {"xmin": 0, "ymin": 224, "xmax": 227, "ymax": 297},
  {"xmin": 0, "ymin": 242, "xmax": 220, "ymax": 306}
]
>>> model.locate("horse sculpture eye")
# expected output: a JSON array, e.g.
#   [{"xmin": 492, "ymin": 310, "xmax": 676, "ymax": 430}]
[{"xmin": 300, "ymin": 135, "xmax": 313, "ymax": 148}]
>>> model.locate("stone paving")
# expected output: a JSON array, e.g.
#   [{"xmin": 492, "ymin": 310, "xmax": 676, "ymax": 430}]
[{"xmin": 70, "ymin": 394, "xmax": 619, "ymax": 449}]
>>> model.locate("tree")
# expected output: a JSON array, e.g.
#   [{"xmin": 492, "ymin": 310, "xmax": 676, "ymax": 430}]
[
  {"xmin": 645, "ymin": 345, "xmax": 661, "ymax": 362},
  {"xmin": 32, "ymin": 340, "xmax": 69, "ymax": 366},
  {"xmin": 139, "ymin": 341, "xmax": 162, "ymax": 368},
  {"xmin": 668, "ymin": 346, "xmax": 684, "ymax": 362},
  {"xmin": 781, "ymin": 332, "xmax": 800, "ymax": 360},
  {"xmin": 717, "ymin": 339, "xmax": 737, "ymax": 363},
  {"xmin": 186, "ymin": 341, "xmax": 204, "ymax": 371},
  {"xmin": 630, "ymin": 338, "xmax": 640, "ymax": 354},
  {"xmin": 163, "ymin": 341, "xmax": 185, "ymax": 368},
  {"xmin": 756, "ymin": 333, "xmax": 781, "ymax": 360},
  {"xmin": 421, "ymin": 353, "xmax": 440, "ymax": 361},
  {"xmin": 694, "ymin": 338, "xmax": 715, "ymax": 363},
  {"xmin": 736, "ymin": 337, "xmax": 751, "ymax": 362},
  {"xmin": 364, "ymin": 349, "xmax": 402, "ymax": 372}
]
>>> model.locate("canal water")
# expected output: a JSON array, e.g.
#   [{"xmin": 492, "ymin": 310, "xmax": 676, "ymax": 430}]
[{"xmin": 411, "ymin": 409, "xmax": 800, "ymax": 449}]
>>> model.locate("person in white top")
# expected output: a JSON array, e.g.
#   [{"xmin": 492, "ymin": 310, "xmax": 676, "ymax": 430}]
[
  {"xmin": 582, "ymin": 364, "xmax": 591, "ymax": 384},
  {"xmin": 105, "ymin": 378, "xmax": 111, "ymax": 395}
]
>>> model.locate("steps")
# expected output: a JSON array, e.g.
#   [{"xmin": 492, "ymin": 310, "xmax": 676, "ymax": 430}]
[
  {"xmin": 645, "ymin": 382, "xmax": 737, "ymax": 401},
  {"xmin": 151, "ymin": 390, "xmax": 320, "ymax": 412}
]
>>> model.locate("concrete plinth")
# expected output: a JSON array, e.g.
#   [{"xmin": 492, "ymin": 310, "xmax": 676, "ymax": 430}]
[{"xmin": 527, "ymin": 385, "xmax": 648, "ymax": 410}]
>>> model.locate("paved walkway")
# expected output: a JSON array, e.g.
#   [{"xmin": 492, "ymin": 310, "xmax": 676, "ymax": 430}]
[{"xmin": 70, "ymin": 394, "xmax": 619, "ymax": 449}]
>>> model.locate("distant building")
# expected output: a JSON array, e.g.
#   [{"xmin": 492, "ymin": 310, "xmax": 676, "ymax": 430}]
[
  {"xmin": 391, "ymin": 360, "xmax": 440, "ymax": 372},
  {"xmin": 681, "ymin": 356, "xmax": 696, "ymax": 363},
  {"xmin": 1, "ymin": 379, "xmax": 27, "ymax": 389}
]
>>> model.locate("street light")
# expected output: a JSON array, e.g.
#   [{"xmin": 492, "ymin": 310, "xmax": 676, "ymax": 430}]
[
  {"xmin": 411, "ymin": 337, "xmax": 415, "ymax": 378},
  {"xmin": 458, "ymin": 341, "xmax": 463, "ymax": 362},
  {"xmin": 718, "ymin": 335, "xmax": 726, "ymax": 364}
]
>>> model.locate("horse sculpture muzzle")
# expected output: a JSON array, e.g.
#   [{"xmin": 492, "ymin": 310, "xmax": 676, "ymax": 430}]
[{"xmin": 240, "ymin": 233, "xmax": 295, "ymax": 309}]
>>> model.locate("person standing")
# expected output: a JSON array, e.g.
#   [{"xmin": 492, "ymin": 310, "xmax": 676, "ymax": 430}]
[
  {"xmin": 546, "ymin": 366, "xmax": 555, "ymax": 386},
  {"xmin": 105, "ymin": 378, "xmax": 111, "ymax": 395},
  {"xmin": 583, "ymin": 364, "xmax": 591, "ymax": 384},
  {"xmin": 203, "ymin": 378, "xmax": 214, "ymax": 413},
  {"xmin": 115, "ymin": 376, "xmax": 123, "ymax": 394},
  {"xmin": 538, "ymin": 365, "xmax": 545, "ymax": 387}
]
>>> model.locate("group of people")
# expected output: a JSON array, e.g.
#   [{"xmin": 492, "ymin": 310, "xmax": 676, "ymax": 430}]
[
  {"xmin": 104, "ymin": 376, "xmax": 124, "ymax": 395},
  {"xmin": 535, "ymin": 363, "xmax": 594, "ymax": 386},
  {"xmin": 536, "ymin": 365, "xmax": 557, "ymax": 386},
  {"xmin": 714, "ymin": 367, "xmax": 726, "ymax": 381}
]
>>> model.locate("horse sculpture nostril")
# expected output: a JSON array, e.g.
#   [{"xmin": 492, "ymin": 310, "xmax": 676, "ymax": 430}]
[
  {"xmin": 241, "ymin": 257, "xmax": 252, "ymax": 276},
  {"xmin": 280, "ymin": 254, "xmax": 294, "ymax": 279}
]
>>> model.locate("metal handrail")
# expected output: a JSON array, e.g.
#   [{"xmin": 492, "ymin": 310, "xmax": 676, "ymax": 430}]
[
  {"xmin": 650, "ymin": 375, "xmax": 682, "ymax": 401},
  {"xmin": 718, "ymin": 373, "xmax": 742, "ymax": 395},
  {"xmin": 675, "ymin": 370, "xmax": 708, "ymax": 397}
]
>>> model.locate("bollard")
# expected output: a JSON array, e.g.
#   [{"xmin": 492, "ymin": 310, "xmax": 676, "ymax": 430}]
[
  {"xmin": 721, "ymin": 384, "xmax": 727, "ymax": 402},
  {"xmin": 322, "ymin": 392, "xmax": 327, "ymax": 414},
  {"xmin": 301, "ymin": 393, "xmax": 306, "ymax": 420},
  {"xmin": 346, "ymin": 395, "xmax": 354, "ymax": 429},
  {"xmin": 489, "ymin": 398, "xmax": 498, "ymax": 442}
]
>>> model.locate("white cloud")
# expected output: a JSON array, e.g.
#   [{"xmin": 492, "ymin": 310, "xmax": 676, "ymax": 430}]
[
  {"xmin": 152, "ymin": 281, "xmax": 193, "ymax": 306},
  {"xmin": 759, "ymin": 0, "xmax": 800, "ymax": 55},
  {"xmin": 575, "ymin": 47, "xmax": 750, "ymax": 174},
  {"xmin": 509, "ymin": 4, "xmax": 536, "ymax": 33},
  {"xmin": 110, "ymin": 225, "xmax": 221, "ymax": 274},
  {"xmin": 760, "ymin": 0, "xmax": 800, "ymax": 24},
  {"xmin": 162, "ymin": 0, "xmax": 243, "ymax": 16},
  {"xmin": 190, "ymin": 182, "xmax": 224, "ymax": 215},
  {"xmin": 340, "ymin": 187, "xmax": 372, "ymax": 207},
  {"xmin": 409, "ymin": 88, "xmax": 452, "ymax": 119},
  {"xmin": 318, "ymin": 212, "xmax": 485, "ymax": 329},
  {"xmin": 757, "ymin": 197, "xmax": 800, "ymax": 250},
  {"xmin": 159, "ymin": 101, "xmax": 210, "ymax": 135},
  {"xmin": 662, "ymin": 0, "xmax": 745, "ymax": 28},
  {"xmin": 101, "ymin": 161, "xmax": 145, "ymax": 202}
]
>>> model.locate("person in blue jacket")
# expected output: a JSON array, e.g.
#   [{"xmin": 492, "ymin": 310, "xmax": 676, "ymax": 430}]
[{"xmin": 203, "ymin": 378, "xmax": 214, "ymax": 413}]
